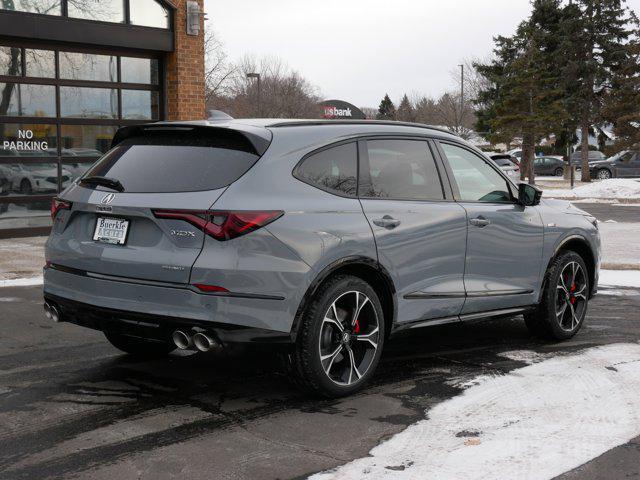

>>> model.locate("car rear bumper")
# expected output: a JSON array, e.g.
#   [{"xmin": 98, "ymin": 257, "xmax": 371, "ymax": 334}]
[{"xmin": 43, "ymin": 266, "xmax": 295, "ymax": 344}]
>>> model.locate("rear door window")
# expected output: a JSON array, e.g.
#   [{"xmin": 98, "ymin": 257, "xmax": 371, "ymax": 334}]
[
  {"xmin": 362, "ymin": 139, "xmax": 444, "ymax": 200},
  {"xmin": 294, "ymin": 142, "xmax": 358, "ymax": 196},
  {"xmin": 82, "ymin": 129, "xmax": 261, "ymax": 193}
]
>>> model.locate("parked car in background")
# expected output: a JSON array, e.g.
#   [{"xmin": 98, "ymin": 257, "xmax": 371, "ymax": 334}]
[
  {"xmin": 44, "ymin": 119, "xmax": 600, "ymax": 397},
  {"xmin": 485, "ymin": 152, "xmax": 520, "ymax": 179},
  {"xmin": 506, "ymin": 148, "xmax": 522, "ymax": 163},
  {"xmin": 570, "ymin": 150, "xmax": 606, "ymax": 166},
  {"xmin": 588, "ymin": 149, "xmax": 640, "ymax": 179},
  {"xmin": 534, "ymin": 156, "xmax": 565, "ymax": 176},
  {"xmin": 6, "ymin": 164, "xmax": 72, "ymax": 194}
]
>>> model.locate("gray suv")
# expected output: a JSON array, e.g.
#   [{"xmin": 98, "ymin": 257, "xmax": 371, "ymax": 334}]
[{"xmin": 44, "ymin": 120, "xmax": 601, "ymax": 397}]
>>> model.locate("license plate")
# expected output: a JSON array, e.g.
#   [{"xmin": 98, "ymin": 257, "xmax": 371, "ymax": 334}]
[{"xmin": 93, "ymin": 217, "xmax": 129, "ymax": 245}]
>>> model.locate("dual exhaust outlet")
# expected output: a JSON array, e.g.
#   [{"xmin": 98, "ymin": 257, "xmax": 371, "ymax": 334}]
[
  {"xmin": 172, "ymin": 329, "xmax": 219, "ymax": 352},
  {"xmin": 44, "ymin": 302, "xmax": 61, "ymax": 323}
]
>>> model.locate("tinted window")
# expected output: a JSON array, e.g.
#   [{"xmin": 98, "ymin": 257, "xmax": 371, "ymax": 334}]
[
  {"xmin": 83, "ymin": 132, "xmax": 261, "ymax": 193},
  {"xmin": 296, "ymin": 143, "xmax": 357, "ymax": 196},
  {"xmin": 364, "ymin": 140, "xmax": 443, "ymax": 200},
  {"xmin": 493, "ymin": 158, "xmax": 512, "ymax": 167},
  {"xmin": 441, "ymin": 143, "xmax": 512, "ymax": 203}
]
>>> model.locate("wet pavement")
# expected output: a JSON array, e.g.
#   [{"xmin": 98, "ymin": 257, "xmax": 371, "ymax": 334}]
[{"xmin": 0, "ymin": 284, "xmax": 638, "ymax": 480}]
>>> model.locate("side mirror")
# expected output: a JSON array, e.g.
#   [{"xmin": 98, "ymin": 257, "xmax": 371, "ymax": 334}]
[{"xmin": 518, "ymin": 183, "xmax": 542, "ymax": 206}]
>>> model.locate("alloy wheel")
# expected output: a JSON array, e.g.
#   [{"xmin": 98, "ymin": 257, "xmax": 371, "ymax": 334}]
[
  {"xmin": 555, "ymin": 261, "xmax": 588, "ymax": 332},
  {"xmin": 597, "ymin": 169, "xmax": 611, "ymax": 180},
  {"xmin": 318, "ymin": 290, "xmax": 380, "ymax": 386}
]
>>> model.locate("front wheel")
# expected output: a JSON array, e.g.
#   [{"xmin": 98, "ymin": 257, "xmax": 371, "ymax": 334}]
[
  {"xmin": 290, "ymin": 275, "xmax": 385, "ymax": 397},
  {"xmin": 596, "ymin": 169, "xmax": 612, "ymax": 180},
  {"xmin": 524, "ymin": 251, "xmax": 589, "ymax": 340},
  {"xmin": 554, "ymin": 167, "xmax": 564, "ymax": 177},
  {"xmin": 104, "ymin": 331, "xmax": 176, "ymax": 357}
]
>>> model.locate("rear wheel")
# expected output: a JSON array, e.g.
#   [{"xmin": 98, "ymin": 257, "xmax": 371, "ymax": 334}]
[
  {"xmin": 524, "ymin": 251, "xmax": 589, "ymax": 340},
  {"xmin": 104, "ymin": 331, "xmax": 175, "ymax": 357},
  {"xmin": 290, "ymin": 275, "xmax": 385, "ymax": 397},
  {"xmin": 554, "ymin": 167, "xmax": 564, "ymax": 177}
]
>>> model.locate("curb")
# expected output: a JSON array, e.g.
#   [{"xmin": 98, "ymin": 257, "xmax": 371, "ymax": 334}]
[
  {"xmin": 601, "ymin": 263, "xmax": 640, "ymax": 271},
  {"xmin": 545, "ymin": 196, "xmax": 640, "ymax": 204}
]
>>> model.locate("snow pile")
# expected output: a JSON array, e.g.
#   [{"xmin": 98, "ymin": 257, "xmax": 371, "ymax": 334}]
[
  {"xmin": 599, "ymin": 269, "xmax": 640, "ymax": 289},
  {"xmin": 547, "ymin": 179, "xmax": 640, "ymax": 200},
  {"xmin": 311, "ymin": 343, "xmax": 640, "ymax": 480}
]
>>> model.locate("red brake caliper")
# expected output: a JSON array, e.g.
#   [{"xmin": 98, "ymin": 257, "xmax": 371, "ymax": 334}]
[
  {"xmin": 570, "ymin": 283, "xmax": 576, "ymax": 304},
  {"xmin": 353, "ymin": 318, "xmax": 360, "ymax": 334}
]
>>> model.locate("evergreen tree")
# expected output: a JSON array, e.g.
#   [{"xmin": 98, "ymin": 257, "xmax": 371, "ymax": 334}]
[
  {"xmin": 376, "ymin": 94, "xmax": 396, "ymax": 120},
  {"xmin": 396, "ymin": 94, "xmax": 415, "ymax": 122},
  {"xmin": 561, "ymin": 0, "xmax": 636, "ymax": 181},
  {"xmin": 475, "ymin": 0, "xmax": 568, "ymax": 184}
]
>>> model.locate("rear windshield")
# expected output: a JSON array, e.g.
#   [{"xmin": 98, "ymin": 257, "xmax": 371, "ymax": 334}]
[
  {"xmin": 491, "ymin": 157, "xmax": 513, "ymax": 166},
  {"xmin": 82, "ymin": 130, "xmax": 260, "ymax": 193}
]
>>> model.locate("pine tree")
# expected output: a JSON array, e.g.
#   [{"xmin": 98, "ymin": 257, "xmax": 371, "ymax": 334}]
[
  {"xmin": 475, "ymin": 0, "xmax": 568, "ymax": 184},
  {"xmin": 376, "ymin": 94, "xmax": 396, "ymax": 120},
  {"xmin": 396, "ymin": 94, "xmax": 415, "ymax": 122},
  {"xmin": 562, "ymin": 0, "xmax": 636, "ymax": 181}
]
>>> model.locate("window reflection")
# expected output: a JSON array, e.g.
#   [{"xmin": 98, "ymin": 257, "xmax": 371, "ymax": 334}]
[
  {"xmin": 0, "ymin": 0, "xmax": 61, "ymax": 16},
  {"xmin": 0, "ymin": 199, "xmax": 53, "ymax": 230},
  {"xmin": 59, "ymin": 52, "xmax": 117, "ymax": 82},
  {"xmin": 0, "ymin": 83, "xmax": 56, "ymax": 117},
  {"xmin": 24, "ymin": 49, "xmax": 55, "ymax": 78},
  {"xmin": 122, "ymin": 90, "xmax": 159, "ymax": 120},
  {"xmin": 60, "ymin": 87, "xmax": 118, "ymax": 119},
  {"xmin": 68, "ymin": 0, "xmax": 124, "ymax": 23},
  {"xmin": 0, "ymin": 162, "xmax": 62, "ymax": 195},
  {"xmin": 130, "ymin": 0, "xmax": 169, "ymax": 28},
  {"xmin": 0, "ymin": 123, "xmax": 57, "ymax": 158},
  {"xmin": 61, "ymin": 125, "xmax": 116, "ymax": 158},
  {"xmin": 121, "ymin": 57, "xmax": 159, "ymax": 85},
  {"xmin": 0, "ymin": 47, "xmax": 22, "ymax": 76}
]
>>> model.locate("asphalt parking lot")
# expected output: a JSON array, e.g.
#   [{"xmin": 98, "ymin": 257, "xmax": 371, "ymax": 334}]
[{"xmin": 0, "ymin": 281, "xmax": 639, "ymax": 480}]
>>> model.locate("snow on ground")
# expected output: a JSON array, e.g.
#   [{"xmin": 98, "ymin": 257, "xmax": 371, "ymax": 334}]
[
  {"xmin": 0, "ymin": 276, "xmax": 44, "ymax": 287},
  {"xmin": 311, "ymin": 343, "xmax": 640, "ymax": 480},
  {"xmin": 599, "ymin": 223, "xmax": 640, "ymax": 269},
  {"xmin": 599, "ymin": 269, "xmax": 640, "ymax": 289},
  {"xmin": 545, "ymin": 179, "xmax": 640, "ymax": 200}
]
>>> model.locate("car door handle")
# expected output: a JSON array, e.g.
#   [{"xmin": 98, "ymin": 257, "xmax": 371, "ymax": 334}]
[
  {"xmin": 373, "ymin": 215, "xmax": 401, "ymax": 229},
  {"xmin": 469, "ymin": 216, "xmax": 491, "ymax": 228}
]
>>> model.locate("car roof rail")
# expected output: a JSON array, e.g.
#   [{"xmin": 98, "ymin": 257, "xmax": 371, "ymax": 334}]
[{"xmin": 266, "ymin": 119, "xmax": 457, "ymax": 136}]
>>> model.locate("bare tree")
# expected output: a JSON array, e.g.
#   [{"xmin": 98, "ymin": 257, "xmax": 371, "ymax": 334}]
[{"xmin": 204, "ymin": 27, "xmax": 236, "ymax": 104}]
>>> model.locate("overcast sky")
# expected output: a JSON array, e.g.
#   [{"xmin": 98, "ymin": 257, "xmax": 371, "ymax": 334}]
[{"xmin": 204, "ymin": 0, "xmax": 640, "ymax": 109}]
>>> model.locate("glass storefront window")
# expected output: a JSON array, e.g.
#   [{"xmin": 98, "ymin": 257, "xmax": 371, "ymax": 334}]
[
  {"xmin": 0, "ymin": 83, "xmax": 56, "ymax": 117},
  {"xmin": 121, "ymin": 57, "xmax": 159, "ymax": 85},
  {"xmin": 24, "ymin": 49, "xmax": 56, "ymax": 78},
  {"xmin": 0, "ymin": 0, "xmax": 61, "ymax": 16},
  {"xmin": 61, "ymin": 125, "xmax": 116, "ymax": 158},
  {"xmin": 60, "ymin": 87, "xmax": 118, "ymax": 119},
  {"xmin": 0, "ymin": 199, "xmax": 52, "ymax": 230},
  {"xmin": 122, "ymin": 90, "xmax": 159, "ymax": 120},
  {"xmin": 59, "ymin": 52, "xmax": 117, "ymax": 82},
  {"xmin": 0, "ymin": 162, "xmax": 60, "ymax": 195},
  {"xmin": 0, "ymin": 46, "xmax": 22, "ymax": 76},
  {"xmin": 0, "ymin": 123, "xmax": 57, "ymax": 158},
  {"xmin": 130, "ymin": 0, "xmax": 169, "ymax": 28},
  {"xmin": 68, "ymin": 0, "xmax": 124, "ymax": 23}
]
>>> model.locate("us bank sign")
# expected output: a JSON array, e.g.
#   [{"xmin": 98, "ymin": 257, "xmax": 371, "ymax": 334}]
[{"xmin": 2, "ymin": 129, "xmax": 48, "ymax": 152}]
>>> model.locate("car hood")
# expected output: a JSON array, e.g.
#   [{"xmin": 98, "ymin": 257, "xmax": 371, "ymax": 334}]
[
  {"xmin": 541, "ymin": 198, "xmax": 591, "ymax": 216},
  {"xmin": 588, "ymin": 160, "xmax": 612, "ymax": 166}
]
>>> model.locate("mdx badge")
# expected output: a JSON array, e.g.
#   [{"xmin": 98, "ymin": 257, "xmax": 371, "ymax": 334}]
[{"xmin": 171, "ymin": 230, "xmax": 196, "ymax": 238}]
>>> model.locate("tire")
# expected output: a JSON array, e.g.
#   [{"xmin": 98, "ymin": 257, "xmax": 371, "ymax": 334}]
[
  {"xmin": 290, "ymin": 275, "xmax": 386, "ymax": 397},
  {"xmin": 596, "ymin": 169, "xmax": 612, "ymax": 180},
  {"xmin": 19, "ymin": 179, "xmax": 32, "ymax": 195},
  {"xmin": 524, "ymin": 251, "xmax": 590, "ymax": 340},
  {"xmin": 104, "ymin": 331, "xmax": 176, "ymax": 357},
  {"xmin": 554, "ymin": 167, "xmax": 564, "ymax": 177}
]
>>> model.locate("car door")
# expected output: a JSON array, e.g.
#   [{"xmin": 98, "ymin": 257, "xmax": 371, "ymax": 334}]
[
  {"xmin": 615, "ymin": 151, "xmax": 638, "ymax": 178},
  {"xmin": 358, "ymin": 138, "xmax": 468, "ymax": 325},
  {"xmin": 631, "ymin": 152, "xmax": 640, "ymax": 177},
  {"xmin": 436, "ymin": 141, "xmax": 544, "ymax": 315}
]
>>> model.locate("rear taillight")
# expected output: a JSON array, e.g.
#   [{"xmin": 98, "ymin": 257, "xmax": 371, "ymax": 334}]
[
  {"xmin": 51, "ymin": 198, "xmax": 72, "ymax": 219},
  {"xmin": 153, "ymin": 210, "xmax": 283, "ymax": 241}
]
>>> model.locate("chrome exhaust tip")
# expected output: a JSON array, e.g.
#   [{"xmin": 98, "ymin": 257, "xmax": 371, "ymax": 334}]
[
  {"xmin": 49, "ymin": 305, "xmax": 60, "ymax": 323},
  {"xmin": 44, "ymin": 303, "xmax": 52, "ymax": 320},
  {"xmin": 172, "ymin": 330, "xmax": 193, "ymax": 350},
  {"xmin": 193, "ymin": 332, "xmax": 218, "ymax": 352}
]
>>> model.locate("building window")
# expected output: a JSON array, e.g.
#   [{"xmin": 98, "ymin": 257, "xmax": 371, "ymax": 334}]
[
  {"xmin": 60, "ymin": 87, "xmax": 118, "ymax": 119},
  {"xmin": 59, "ymin": 52, "xmax": 117, "ymax": 82},
  {"xmin": 122, "ymin": 90, "xmax": 159, "ymax": 120},
  {"xmin": 24, "ymin": 49, "xmax": 56, "ymax": 78},
  {"xmin": 130, "ymin": 0, "xmax": 170, "ymax": 28},
  {"xmin": 67, "ymin": 0, "xmax": 124, "ymax": 23},
  {"xmin": 0, "ymin": 83, "xmax": 57, "ymax": 117},
  {"xmin": 0, "ymin": 46, "xmax": 21, "ymax": 76},
  {"xmin": 1, "ymin": 0, "xmax": 170, "ymax": 29},
  {"xmin": 121, "ymin": 57, "xmax": 159, "ymax": 85}
]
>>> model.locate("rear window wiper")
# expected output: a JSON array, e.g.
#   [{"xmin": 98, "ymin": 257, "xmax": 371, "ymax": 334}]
[{"xmin": 79, "ymin": 176, "xmax": 125, "ymax": 192}]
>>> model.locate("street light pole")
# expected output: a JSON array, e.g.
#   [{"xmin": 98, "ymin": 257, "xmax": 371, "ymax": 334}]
[{"xmin": 246, "ymin": 73, "xmax": 261, "ymax": 117}]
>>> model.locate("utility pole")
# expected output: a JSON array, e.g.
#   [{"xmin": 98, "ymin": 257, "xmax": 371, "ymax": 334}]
[{"xmin": 246, "ymin": 72, "xmax": 261, "ymax": 117}]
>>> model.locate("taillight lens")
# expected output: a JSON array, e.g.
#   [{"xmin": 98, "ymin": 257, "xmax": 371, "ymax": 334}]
[
  {"xmin": 51, "ymin": 197, "xmax": 72, "ymax": 219},
  {"xmin": 153, "ymin": 210, "xmax": 283, "ymax": 241}
]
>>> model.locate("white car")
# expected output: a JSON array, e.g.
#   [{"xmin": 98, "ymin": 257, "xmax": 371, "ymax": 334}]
[{"xmin": 6, "ymin": 164, "xmax": 72, "ymax": 194}]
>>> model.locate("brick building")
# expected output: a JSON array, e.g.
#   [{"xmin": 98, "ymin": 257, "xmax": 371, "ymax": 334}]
[{"xmin": 0, "ymin": 0, "xmax": 206, "ymax": 237}]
